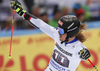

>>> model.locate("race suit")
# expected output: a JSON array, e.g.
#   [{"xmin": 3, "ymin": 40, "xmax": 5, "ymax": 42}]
[{"xmin": 24, "ymin": 13, "xmax": 86, "ymax": 71}]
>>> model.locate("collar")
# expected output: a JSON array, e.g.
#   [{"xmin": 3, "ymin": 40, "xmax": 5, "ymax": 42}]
[{"xmin": 65, "ymin": 38, "xmax": 78, "ymax": 45}]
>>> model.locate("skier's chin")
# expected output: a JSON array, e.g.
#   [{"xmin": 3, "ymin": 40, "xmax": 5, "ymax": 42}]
[{"xmin": 59, "ymin": 38, "xmax": 65, "ymax": 41}]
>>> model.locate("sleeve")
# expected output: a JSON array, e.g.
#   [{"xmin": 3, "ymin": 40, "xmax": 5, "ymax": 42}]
[
  {"xmin": 23, "ymin": 12, "xmax": 58, "ymax": 39},
  {"xmin": 75, "ymin": 43, "xmax": 87, "ymax": 60}
]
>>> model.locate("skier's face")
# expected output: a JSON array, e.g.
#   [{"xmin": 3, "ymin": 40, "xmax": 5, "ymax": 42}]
[{"xmin": 58, "ymin": 32, "xmax": 67, "ymax": 41}]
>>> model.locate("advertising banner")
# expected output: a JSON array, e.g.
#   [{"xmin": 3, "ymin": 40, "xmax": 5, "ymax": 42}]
[{"xmin": 0, "ymin": 29, "xmax": 100, "ymax": 71}]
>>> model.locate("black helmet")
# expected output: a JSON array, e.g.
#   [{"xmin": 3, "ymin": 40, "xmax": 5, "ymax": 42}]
[{"xmin": 58, "ymin": 15, "xmax": 80, "ymax": 42}]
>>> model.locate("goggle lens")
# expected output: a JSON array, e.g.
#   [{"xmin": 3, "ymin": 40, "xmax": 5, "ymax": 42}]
[{"xmin": 58, "ymin": 27, "xmax": 64, "ymax": 35}]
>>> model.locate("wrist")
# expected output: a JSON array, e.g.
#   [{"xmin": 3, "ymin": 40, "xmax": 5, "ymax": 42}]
[
  {"xmin": 15, "ymin": 8, "xmax": 26, "ymax": 17},
  {"xmin": 24, "ymin": 12, "xmax": 31, "ymax": 20},
  {"xmin": 19, "ymin": 9, "xmax": 26, "ymax": 17}
]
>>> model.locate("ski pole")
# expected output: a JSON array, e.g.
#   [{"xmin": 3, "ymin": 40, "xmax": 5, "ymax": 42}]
[
  {"xmin": 88, "ymin": 59, "xmax": 98, "ymax": 71},
  {"xmin": 9, "ymin": 10, "xmax": 15, "ymax": 58}
]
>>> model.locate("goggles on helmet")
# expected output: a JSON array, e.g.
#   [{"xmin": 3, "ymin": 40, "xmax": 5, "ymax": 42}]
[{"xmin": 58, "ymin": 27, "xmax": 65, "ymax": 35}]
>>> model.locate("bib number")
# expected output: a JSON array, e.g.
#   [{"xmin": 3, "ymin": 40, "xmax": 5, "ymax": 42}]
[{"xmin": 52, "ymin": 50, "xmax": 70, "ymax": 67}]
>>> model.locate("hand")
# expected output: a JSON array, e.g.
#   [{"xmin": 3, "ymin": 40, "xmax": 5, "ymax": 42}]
[
  {"xmin": 10, "ymin": 0, "xmax": 26, "ymax": 17},
  {"xmin": 78, "ymin": 48, "xmax": 91, "ymax": 60}
]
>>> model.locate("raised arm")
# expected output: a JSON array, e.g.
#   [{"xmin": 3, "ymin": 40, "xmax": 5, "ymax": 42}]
[
  {"xmin": 24, "ymin": 12, "xmax": 57, "ymax": 39},
  {"xmin": 10, "ymin": 0, "xmax": 58, "ymax": 39}
]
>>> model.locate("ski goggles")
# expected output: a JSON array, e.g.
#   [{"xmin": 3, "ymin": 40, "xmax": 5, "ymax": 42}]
[{"xmin": 58, "ymin": 27, "xmax": 65, "ymax": 35}]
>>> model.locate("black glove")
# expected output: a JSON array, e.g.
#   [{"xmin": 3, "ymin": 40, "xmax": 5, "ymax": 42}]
[
  {"xmin": 10, "ymin": 0, "xmax": 26, "ymax": 17},
  {"xmin": 78, "ymin": 48, "xmax": 91, "ymax": 60}
]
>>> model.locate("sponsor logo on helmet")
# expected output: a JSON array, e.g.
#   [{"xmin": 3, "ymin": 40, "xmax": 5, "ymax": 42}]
[
  {"xmin": 58, "ymin": 20, "xmax": 63, "ymax": 26},
  {"xmin": 68, "ymin": 23, "xmax": 74, "ymax": 29}
]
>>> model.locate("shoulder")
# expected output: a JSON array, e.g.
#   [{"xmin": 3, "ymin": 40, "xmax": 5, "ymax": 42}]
[
  {"xmin": 51, "ymin": 27, "xmax": 60, "ymax": 40},
  {"xmin": 74, "ymin": 41, "xmax": 87, "ymax": 59},
  {"xmin": 51, "ymin": 27, "xmax": 58, "ymax": 32},
  {"xmin": 52, "ymin": 27, "xmax": 59, "ymax": 35},
  {"xmin": 75, "ymin": 41, "xmax": 87, "ymax": 51}
]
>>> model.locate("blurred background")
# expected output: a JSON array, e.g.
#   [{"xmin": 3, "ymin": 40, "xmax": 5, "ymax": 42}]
[{"xmin": 0, "ymin": 0, "xmax": 100, "ymax": 71}]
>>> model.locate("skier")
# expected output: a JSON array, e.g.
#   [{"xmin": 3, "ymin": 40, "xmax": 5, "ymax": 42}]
[{"xmin": 10, "ymin": 1, "xmax": 91, "ymax": 71}]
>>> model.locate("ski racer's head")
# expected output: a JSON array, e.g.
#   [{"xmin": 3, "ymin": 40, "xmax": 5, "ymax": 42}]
[{"xmin": 58, "ymin": 15, "xmax": 80, "ymax": 43}]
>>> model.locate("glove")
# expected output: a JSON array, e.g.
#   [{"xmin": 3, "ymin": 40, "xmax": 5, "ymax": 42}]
[
  {"xmin": 10, "ymin": 0, "xmax": 26, "ymax": 17},
  {"xmin": 78, "ymin": 48, "xmax": 91, "ymax": 60}
]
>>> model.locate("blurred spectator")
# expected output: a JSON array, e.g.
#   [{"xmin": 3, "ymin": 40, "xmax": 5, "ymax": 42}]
[
  {"xmin": 2, "ymin": 16, "xmax": 17, "ymax": 31},
  {"xmin": 97, "ymin": 8, "xmax": 100, "ymax": 20},
  {"xmin": 49, "ymin": 5, "xmax": 61, "ymax": 28},
  {"xmin": 70, "ymin": 3, "xmax": 81, "ymax": 15},
  {"xmin": 23, "ymin": 0, "xmax": 34, "ymax": 13},
  {"xmin": 0, "ymin": 0, "xmax": 11, "ymax": 21},
  {"xmin": 0, "ymin": 21, "xmax": 6, "ymax": 30},
  {"xmin": 0, "ymin": 0, "xmax": 100, "ymax": 31},
  {"xmin": 31, "ymin": 5, "xmax": 40, "ymax": 17},
  {"xmin": 82, "ymin": 0, "xmax": 91, "ymax": 21},
  {"xmin": 76, "ymin": 8, "xmax": 85, "ymax": 22},
  {"xmin": 91, "ymin": 8, "xmax": 100, "ymax": 21},
  {"xmin": 70, "ymin": 2, "xmax": 90, "ymax": 22},
  {"xmin": 61, "ymin": 7, "xmax": 69, "ymax": 16},
  {"xmin": 40, "ymin": 12, "xmax": 49, "ymax": 23},
  {"xmin": 0, "ymin": 21, "xmax": 1, "ymax": 31},
  {"xmin": 27, "ymin": 5, "xmax": 41, "ymax": 29},
  {"xmin": 16, "ymin": 20, "xmax": 27, "ymax": 29},
  {"xmin": 0, "ymin": 0, "xmax": 2, "ymax": 3},
  {"xmin": 39, "ymin": 8, "xmax": 49, "ymax": 23}
]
